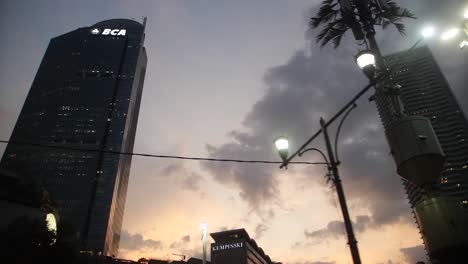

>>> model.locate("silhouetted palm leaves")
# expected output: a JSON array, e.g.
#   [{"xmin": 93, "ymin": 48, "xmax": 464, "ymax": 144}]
[{"xmin": 310, "ymin": 0, "xmax": 416, "ymax": 48}]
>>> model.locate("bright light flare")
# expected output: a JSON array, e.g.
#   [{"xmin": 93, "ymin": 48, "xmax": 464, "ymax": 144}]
[
  {"xmin": 274, "ymin": 137, "xmax": 289, "ymax": 151},
  {"xmin": 441, "ymin": 28, "xmax": 460, "ymax": 40},
  {"xmin": 356, "ymin": 53, "xmax": 375, "ymax": 69},
  {"xmin": 46, "ymin": 213, "xmax": 57, "ymax": 233},
  {"xmin": 421, "ymin": 26, "xmax": 436, "ymax": 38},
  {"xmin": 460, "ymin": 40, "xmax": 467, "ymax": 49},
  {"xmin": 464, "ymin": 8, "xmax": 468, "ymax": 19}
]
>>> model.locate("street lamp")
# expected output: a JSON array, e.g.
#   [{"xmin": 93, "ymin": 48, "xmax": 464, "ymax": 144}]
[
  {"xmin": 421, "ymin": 26, "xmax": 436, "ymax": 39},
  {"xmin": 274, "ymin": 137, "xmax": 289, "ymax": 162},
  {"xmin": 441, "ymin": 28, "xmax": 460, "ymax": 41},
  {"xmin": 355, "ymin": 50, "xmax": 376, "ymax": 79},
  {"xmin": 275, "ymin": 106, "xmax": 361, "ymax": 264}
]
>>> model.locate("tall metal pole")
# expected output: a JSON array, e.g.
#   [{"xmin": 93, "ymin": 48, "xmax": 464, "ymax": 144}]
[
  {"xmin": 320, "ymin": 117, "xmax": 362, "ymax": 264},
  {"xmin": 200, "ymin": 221, "xmax": 207, "ymax": 264},
  {"xmin": 202, "ymin": 236, "xmax": 206, "ymax": 264}
]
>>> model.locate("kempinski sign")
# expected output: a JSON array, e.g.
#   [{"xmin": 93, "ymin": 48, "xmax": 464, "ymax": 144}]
[{"xmin": 212, "ymin": 242, "xmax": 243, "ymax": 251}]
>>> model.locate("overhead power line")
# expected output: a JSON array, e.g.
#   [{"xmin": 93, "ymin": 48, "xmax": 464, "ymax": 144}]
[{"xmin": 0, "ymin": 140, "xmax": 326, "ymax": 165}]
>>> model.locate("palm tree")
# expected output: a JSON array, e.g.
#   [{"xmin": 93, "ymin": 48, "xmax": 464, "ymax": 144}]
[{"xmin": 310, "ymin": 0, "xmax": 416, "ymax": 49}]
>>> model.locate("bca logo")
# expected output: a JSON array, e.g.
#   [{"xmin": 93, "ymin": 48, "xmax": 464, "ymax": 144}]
[
  {"xmin": 102, "ymin": 29, "xmax": 127, "ymax": 36},
  {"xmin": 90, "ymin": 28, "xmax": 100, "ymax": 35}
]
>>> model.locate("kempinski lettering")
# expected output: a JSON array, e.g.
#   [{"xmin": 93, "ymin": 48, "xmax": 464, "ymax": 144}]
[{"xmin": 212, "ymin": 242, "xmax": 243, "ymax": 251}]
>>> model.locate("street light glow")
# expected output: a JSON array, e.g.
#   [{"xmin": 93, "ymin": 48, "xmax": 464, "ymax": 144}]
[
  {"xmin": 421, "ymin": 26, "xmax": 435, "ymax": 38},
  {"xmin": 464, "ymin": 8, "xmax": 468, "ymax": 19},
  {"xmin": 460, "ymin": 40, "xmax": 467, "ymax": 49},
  {"xmin": 199, "ymin": 220, "xmax": 207, "ymax": 239},
  {"xmin": 355, "ymin": 52, "xmax": 375, "ymax": 69},
  {"xmin": 441, "ymin": 28, "xmax": 460, "ymax": 40},
  {"xmin": 274, "ymin": 137, "xmax": 289, "ymax": 162},
  {"xmin": 274, "ymin": 137, "xmax": 289, "ymax": 151},
  {"xmin": 46, "ymin": 213, "xmax": 57, "ymax": 233}
]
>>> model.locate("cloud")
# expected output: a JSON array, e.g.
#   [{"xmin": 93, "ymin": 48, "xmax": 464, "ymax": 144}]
[
  {"xmin": 254, "ymin": 223, "xmax": 268, "ymax": 239},
  {"xmin": 170, "ymin": 235, "xmax": 191, "ymax": 249},
  {"xmin": 400, "ymin": 245, "xmax": 427, "ymax": 264},
  {"xmin": 182, "ymin": 172, "xmax": 204, "ymax": 191},
  {"xmin": 304, "ymin": 215, "xmax": 372, "ymax": 240},
  {"xmin": 182, "ymin": 235, "xmax": 191, "ymax": 243},
  {"xmin": 120, "ymin": 230, "xmax": 163, "ymax": 251},
  {"xmin": 159, "ymin": 162, "xmax": 205, "ymax": 191},
  {"xmin": 160, "ymin": 162, "xmax": 184, "ymax": 176},
  {"xmin": 202, "ymin": 47, "xmax": 364, "ymax": 213},
  {"xmin": 202, "ymin": 42, "xmax": 412, "ymax": 225}
]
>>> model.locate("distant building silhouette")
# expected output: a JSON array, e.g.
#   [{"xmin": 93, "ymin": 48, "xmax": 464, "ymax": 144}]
[
  {"xmin": 210, "ymin": 228, "xmax": 281, "ymax": 264},
  {"xmin": 1, "ymin": 18, "xmax": 148, "ymax": 256}
]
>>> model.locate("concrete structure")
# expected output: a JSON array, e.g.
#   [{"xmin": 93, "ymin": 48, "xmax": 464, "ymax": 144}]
[{"xmin": 1, "ymin": 18, "xmax": 147, "ymax": 256}]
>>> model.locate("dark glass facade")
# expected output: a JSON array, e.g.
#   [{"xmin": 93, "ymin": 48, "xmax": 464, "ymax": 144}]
[
  {"xmin": 210, "ymin": 229, "xmax": 280, "ymax": 264},
  {"xmin": 0, "ymin": 18, "xmax": 147, "ymax": 256},
  {"xmin": 384, "ymin": 46, "xmax": 468, "ymax": 210}
]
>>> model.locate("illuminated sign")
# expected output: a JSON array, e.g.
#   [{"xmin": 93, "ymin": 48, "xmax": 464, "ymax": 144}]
[
  {"xmin": 102, "ymin": 29, "xmax": 126, "ymax": 36},
  {"xmin": 212, "ymin": 242, "xmax": 243, "ymax": 251},
  {"xmin": 90, "ymin": 28, "xmax": 126, "ymax": 36}
]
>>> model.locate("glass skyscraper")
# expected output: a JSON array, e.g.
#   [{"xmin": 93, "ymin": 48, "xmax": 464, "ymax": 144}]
[
  {"xmin": 385, "ymin": 46, "xmax": 468, "ymax": 210},
  {"xmin": 0, "ymin": 18, "xmax": 147, "ymax": 256}
]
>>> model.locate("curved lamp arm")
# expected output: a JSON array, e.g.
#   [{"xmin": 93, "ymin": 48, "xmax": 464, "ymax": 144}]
[
  {"xmin": 334, "ymin": 103, "xmax": 357, "ymax": 164},
  {"xmin": 298, "ymin": 147, "xmax": 330, "ymax": 166}
]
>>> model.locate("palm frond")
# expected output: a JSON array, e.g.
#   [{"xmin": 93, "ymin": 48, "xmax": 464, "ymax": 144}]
[
  {"xmin": 309, "ymin": 0, "xmax": 416, "ymax": 48},
  {"xmin": 393, "ymin": 22, "xmax": 406, "ymax": 35},
  {"xmin": 316, "ymin": 19, "xmax": 348, "ymax": 48},
  {"xmin": 310, "ymin": 0, "xmax": 339, "ymax": 28},
  {"xmin": 378, "ymin": 0, "xmax": 416, "ymax": 35}
]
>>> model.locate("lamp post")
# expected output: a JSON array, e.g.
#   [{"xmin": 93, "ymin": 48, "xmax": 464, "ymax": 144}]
[
  {"xmin": 275, "ymin": 105, "xmax": 361, "ymax": 264},
  {"xmin": 200, "ymin": 220, "xmax": 207, "ymax": 264}
]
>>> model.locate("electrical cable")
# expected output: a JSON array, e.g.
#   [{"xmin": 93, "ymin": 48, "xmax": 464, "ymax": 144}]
[{"xmin": 0, "ymin": 140, "xmax": 326, "ymax": 165}]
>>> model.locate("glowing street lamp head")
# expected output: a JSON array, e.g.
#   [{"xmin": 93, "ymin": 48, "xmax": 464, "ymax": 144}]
[
  {"xmin": 355, "ymin": 50, "xmax": 376, "ymax": 79},
  {"xmin": 199, "ymin": 220, "xmax": 207, "ymax": 239},
  {"xmin": 421, "ymin": 26, "xmax": 436, "ymax": 38},
  {"xmin": 441, "ymin": 28, "xmax": 460, "ymax": 41},
  {"xmin": 464, "ymin": 8, "xmax": 468, "ymax": 19},
  {"xmin": 274, "ymin": 137, "xmax": 289, "ymax": 161},
  {"xmin": 274, "ymin": 137, "xmax": 289, "ymax": 151},
  {"xmin": 355, "ymin": 52, "xmax": 375, "ymax": 69}
]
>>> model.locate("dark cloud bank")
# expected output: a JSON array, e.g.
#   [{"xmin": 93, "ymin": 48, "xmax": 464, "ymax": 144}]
[{"xmin": 120, "ymin": 230, "xmax": 163, "ymax": 251}]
